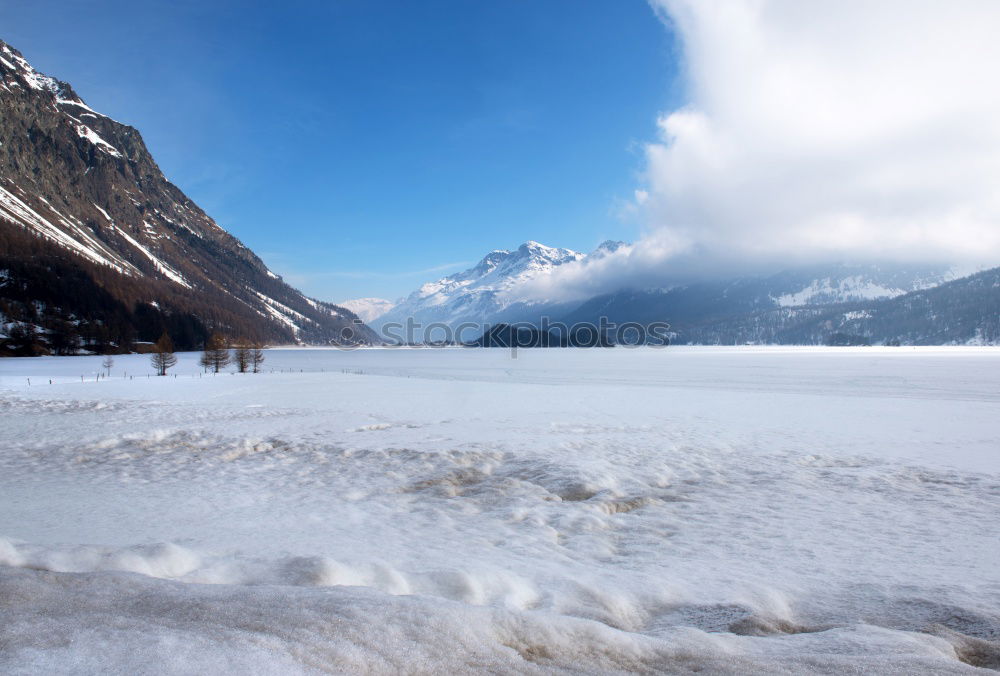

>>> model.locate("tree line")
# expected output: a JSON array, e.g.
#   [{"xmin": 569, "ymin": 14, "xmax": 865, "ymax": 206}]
[
  {"xmin": 0, "ymin": 218, "xmax": 288, "ymax": 357},
  {"xmin": 149, "ymin": 332, "xmax": 266, "ymax": 376}
]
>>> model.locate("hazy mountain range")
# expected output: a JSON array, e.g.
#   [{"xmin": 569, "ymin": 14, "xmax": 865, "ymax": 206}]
[{"xmin": 348, "ymin": 243, "xmax": 996, "ymax": 345}]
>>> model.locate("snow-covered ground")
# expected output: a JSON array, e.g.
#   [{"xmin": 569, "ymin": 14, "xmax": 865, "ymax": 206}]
[{"xmin": 1, "ymin": 346, "xmax": 999, "ymax": 674}]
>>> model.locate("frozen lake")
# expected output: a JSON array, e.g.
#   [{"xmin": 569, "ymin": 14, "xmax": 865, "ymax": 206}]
[{"xmin": 1, "ymin": 346, "xmax": 999, "ymax": 673}]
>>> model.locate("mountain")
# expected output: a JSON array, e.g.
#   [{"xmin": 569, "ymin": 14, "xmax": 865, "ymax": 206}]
[
  {"xmin": 338, "ymin": 297, "xmax": 396, "ymax": 324},
  {"xmin": 560, "ymin": 264, "xmax": 961, "ymax": 331},
  {"xmin": 559, "ymin": 264, "xmax": 998, "ymax": 346},
  {"xmin": 762, "ymin": 266, "xmax": 1000, "ymax": 346},
  {"xmin": 0, "ymin": 39, "xmax": 376, "ymax": 354},
  {"xmin": 371, "ymin": 240, "xmax": 590, "ymax": 342},
  {"xmin": 374, "ymin": 233, "xmax": 977, "ymax": 345}
]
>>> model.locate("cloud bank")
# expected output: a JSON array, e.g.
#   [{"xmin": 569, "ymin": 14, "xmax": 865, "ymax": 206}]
[{"xmin": 516, "ymin": 0, "xmax": 1000, "ymax": 302}]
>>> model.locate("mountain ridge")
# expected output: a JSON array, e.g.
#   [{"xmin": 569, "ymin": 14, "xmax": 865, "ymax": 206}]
[
  {"xmin": 369, "ymin": 236, "xmax": 995, "ymax": 345},
  {"xmin": 0, "ymin": 38, "xmax": 376, "ymax": 353},
  {"xmin": 371, "ymin": 240, "xmax": 587, "ymax": 340}
]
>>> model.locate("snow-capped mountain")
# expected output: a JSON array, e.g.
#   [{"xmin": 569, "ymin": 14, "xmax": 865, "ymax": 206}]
[
  {"xmin": 338, "ymin": 297, "xmax": 396, "ymax": 323},
  {"xmin": 370, "ymin": 233, "xmax": 979, "ymax": 344},
  {"xmin": 0, "ymin": 39, "xmax": 375, "ymax": 350},
  {"xmin": 371, "ymin": 240, "xmax": 590, "ymax": 339},
  {"xmin": 373, "ymin": 230, "xmax": 987, "ymax": 344}
]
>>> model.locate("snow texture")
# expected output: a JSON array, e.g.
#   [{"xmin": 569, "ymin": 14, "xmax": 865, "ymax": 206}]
[{"xmin": 1, "ymin": 346, "xmax": 998, "ymax": 674}]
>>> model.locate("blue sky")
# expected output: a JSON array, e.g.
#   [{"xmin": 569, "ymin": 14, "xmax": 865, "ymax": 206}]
[{"xmin": 1, "ymin": 0, "xmax": 679, "ymax": 301}]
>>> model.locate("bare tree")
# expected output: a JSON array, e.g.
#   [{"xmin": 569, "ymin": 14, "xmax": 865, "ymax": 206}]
[
  {"xmin": 150, "ymin": 332, "xmax": 177, "ymax": 376},
  {"xmin": 250, "ymin": 342, "xmax": 265, "ymax": 373},
  {"xmin": 233, "ymin": 338, "xmax": 251, "ymax": 373},
  {"xmin": 198, "ymin": 345, "xmax": 212, "ymax": 372},
  {"xmin": 199, "ymin": 332, "xmax": 230, "ymax": 373},
  {"xmin": 102, "ymin": 355, "xmax": 114, "ymax": 376}
]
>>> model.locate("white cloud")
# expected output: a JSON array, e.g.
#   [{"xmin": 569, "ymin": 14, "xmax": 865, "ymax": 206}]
[{"xmin": 515, "ymin": 0, "xmax": 1000, "ymax": 302}]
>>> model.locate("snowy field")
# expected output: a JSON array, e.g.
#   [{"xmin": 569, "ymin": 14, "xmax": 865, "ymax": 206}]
[{"xmin": 1, "ymin": 346, "xmax": 999, "ymax": 674}]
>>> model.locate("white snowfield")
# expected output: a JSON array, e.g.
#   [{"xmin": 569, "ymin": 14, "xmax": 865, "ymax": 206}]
[{"xmin": 1, "ymin": 346, "xmax": 999, "ymax": 674}]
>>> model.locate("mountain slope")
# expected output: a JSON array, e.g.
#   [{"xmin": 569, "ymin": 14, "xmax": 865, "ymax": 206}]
[
  {"xmin": 569, "ymin": 266, "xmax": 999, "ymax": 346},
  {"xmin": 560, "ymin": 264, "xmax": 960, "ymax": 331},
  {"xmin": 0, "ymin": 39, "xmax": 375, "ymax": 352},
  {"xmin": 769, "ymin": 266, "xmax": 1000, "ymax": 346}
]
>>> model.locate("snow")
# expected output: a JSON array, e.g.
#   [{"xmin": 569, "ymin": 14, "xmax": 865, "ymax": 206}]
[
  {"xmin": 3, "ymin": 49, "xmax": 60, "ymax": 94},
  {"xmin": 302, "ymin": 297, "xmax": 345, "ymax": 319},
  {"xmin": 113, "ymin": 225, "xmax": 192, "ymax": 289},
  {"xmin": 772, "ymin": 271, "xmax": 958, "ymax": 308},
  {"xmin": 152, "ymin": 209, "xmax": 202, "ymax": 238},
  {"xmin": 338, "ymin": 297, "xmax": 396, "ymax": 323},
  {"xmin": 56, "ymin": 97, "xmax": 103, "ymax": 116},
  {"xmin": 35, "ymin": 196, "xmax": 133, "ymax": 274},
  {"xmin": 92, "ymin": 202, "xmax": 114, "ymax": 224},
  {"xmin": 251, "ymin": 290, "xmax": 308, "ymax": 334},
  {"xmin": 0, "ymin": 43, "xmax": 119, "ymax": 122},
  {"xmin": 776, "ymin": 276, "xmax": 901, "ymax": 307},
  {"xmin": 74, "ymin": 124, "xmax": 123, "ymax": 158},
  {"xmin": 0, "ymin": 184, "xmax": 131, "ymax": 273},
  {"xmin": 1, "ymin": 346, "xmax": 998, "ymax": 673}
]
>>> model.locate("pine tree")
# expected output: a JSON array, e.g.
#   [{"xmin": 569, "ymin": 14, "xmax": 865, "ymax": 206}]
[
  {"xmin": 199, "ymin": 332, "xmax": 230, "ymax": 373},
  {"xmin": 7, "ymin": 323, "xmax": 44, "ymax": 356},
  {"xmin": 47, "ymin": 317, "xmax": 81, "ymax": 356},
  {"xmin": 150, "ymin": 332, "xmax": 177, "ymax": 376}
]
